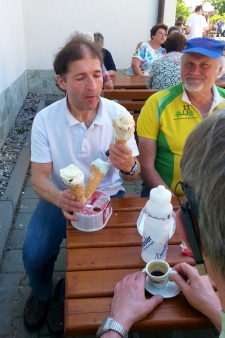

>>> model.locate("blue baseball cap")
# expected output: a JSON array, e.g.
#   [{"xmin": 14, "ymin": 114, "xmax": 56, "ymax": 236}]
[{"xmin": 182, "ymin": 38, "xmax": 225, "ymax": 59}]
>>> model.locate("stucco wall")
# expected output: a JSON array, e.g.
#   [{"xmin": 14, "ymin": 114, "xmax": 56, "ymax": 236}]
[
  {"xmin": 23, "ymin": 0, "xmax": 176, "ymax": 70},
  {"xmin": 0, "ymin": 0, "xmax": 28, "ymax": 148}
]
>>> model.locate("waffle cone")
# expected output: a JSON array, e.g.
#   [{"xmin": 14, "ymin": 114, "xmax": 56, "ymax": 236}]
[
  {"xmin": 85, "ymin": 165, "xmax": 105, "ymax": 199},
  {"xmin": 115, "ymin": 138, "xmax": 127, "ymax": 145},
  {"xmin": 68, "ymin": 184, "xmax": 85, "ymax": 203}
]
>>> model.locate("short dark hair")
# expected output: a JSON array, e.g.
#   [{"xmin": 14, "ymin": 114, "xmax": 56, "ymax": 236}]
[
  {"xmin": 164, "ymin": 33, "xmax": 186, "ymax": 53},
  {"xmin": 94, "ymin": 32, "xmax": 104, "ymax": 43},
  {"xmin": 176, "ymin": 16, "xmax": 184, "ymax": 23},
  {"xmin": 168, "ymin": 26, "xmax": 180, "ymax": 35},
  {"xmin": 195, "ymin": 5, "xmax": 203, "ymax": 12},
  {"xmin": 150, "ymin": 23, "xmax": 168, "ymax": 39},
  {"xmin": 53, "ymin": 35, "xmax": 103, "ymax": 78}
]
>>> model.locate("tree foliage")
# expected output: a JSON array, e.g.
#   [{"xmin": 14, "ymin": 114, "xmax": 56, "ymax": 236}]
[
  {"xmin": 203, "ymin": 0, "xmax": 225, "ymax": 15},
  {"xmin": 176, "ymin": 0, "xmax": 191, "ymax": 21}
]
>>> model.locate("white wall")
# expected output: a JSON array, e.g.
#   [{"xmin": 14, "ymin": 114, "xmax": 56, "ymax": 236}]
[
  {"xmin": 0, "ymin": 0, "xmax": 27, "ymax": 92},
  {"xmin": 22, "ymin": 0, "xmax": 177, "ymax": 71}
]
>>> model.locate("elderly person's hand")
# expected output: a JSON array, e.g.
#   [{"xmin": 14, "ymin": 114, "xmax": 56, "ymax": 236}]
[
  {"xmin": 171, "ymin": 263, "xmax": 222, "ymax": 331},
  {"xmin": 60, "ymin": 190, "xmax": 85, "ymax": 221},
  {"xmin": 109, "ymin": 271, "xmax": 163, "ymax": 332},
  {"xmin": 109, "ymin": 143, "xmax": 134, "ymax": 173}
]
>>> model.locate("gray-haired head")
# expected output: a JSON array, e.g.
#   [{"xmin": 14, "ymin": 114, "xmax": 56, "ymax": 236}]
[
  {"xmin": 180, "ymin": 107, "xmax": 225, "ymax": 278},
  {"xmin": 94, "ymin": 32, "xmax": 104, "ymax": 43}
]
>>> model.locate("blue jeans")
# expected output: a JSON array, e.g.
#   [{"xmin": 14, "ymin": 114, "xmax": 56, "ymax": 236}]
[
  {"xmin": 141, "ymin": 182, "xmax": 150, "ymax": 197},
  {"xmin": 22, "ymin": 190, "xmax": 125, "ymax": 301}
]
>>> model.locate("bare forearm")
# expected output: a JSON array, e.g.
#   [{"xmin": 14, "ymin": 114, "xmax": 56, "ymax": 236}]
[
  {"xmin": 140, "ymin": 166, "xmax": 171, "ymax": 191},
  {"xmin": 132, "ymin": 65, "xmax": 143, "ymax": 76},
  {"xmin": 32, "ymin": 176, "xmax": 62, "ymax": 208},
  {"xmin": 108, "ymin": 70, "xmax": 116, "ymax": 77},
  {"xmin": 201, "ymin": 299, "xmax": 221, "ymax": 332}
]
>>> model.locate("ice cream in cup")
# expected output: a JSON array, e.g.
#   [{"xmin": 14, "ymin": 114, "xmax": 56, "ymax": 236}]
[
  {"xmin": 85, "ymin": 159, "xmax": 109, "ymax": 199},
  {"xmin": 112, "ymin": 111, "xmax": 135, "ymax": 145},
  {"xmin": 60, "ymin": 164, "xmax": 85, "ymax": 203}
]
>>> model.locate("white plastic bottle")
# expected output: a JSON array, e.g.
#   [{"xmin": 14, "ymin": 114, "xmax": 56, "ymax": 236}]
[{"xmin": 141, "ymin": 185, "xmax": 172, "ymax": 263}]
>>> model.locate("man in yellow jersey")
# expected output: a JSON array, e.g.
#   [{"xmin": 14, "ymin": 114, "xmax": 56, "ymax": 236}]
[{"xmin": 137, "ymin": 37, "xmax": 225, "ymax": 196}]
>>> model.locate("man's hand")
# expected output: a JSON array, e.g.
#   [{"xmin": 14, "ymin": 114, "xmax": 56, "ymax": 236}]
[
  {"xmin": 110, "ymin": 271, "xmax": 163, "ymax": 332},
  {"xmin": 59, "ymin": 190, "xmax": 85, "ymax": 221},
  {"xmin": 109, "ymin": 143, "xmax": 134, "ymax": 172},
  {"xmin": 171, "ymin": 263, "xmax": 222, "ymax": 331}
]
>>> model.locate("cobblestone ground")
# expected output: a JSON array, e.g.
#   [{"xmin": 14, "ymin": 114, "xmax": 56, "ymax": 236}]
[{"xmin": 0, "ymin": 171, "xmax": 220, "ymax": 338}]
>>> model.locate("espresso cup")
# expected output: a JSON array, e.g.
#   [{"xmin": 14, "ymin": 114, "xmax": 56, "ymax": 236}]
[{"xmin": 145, "ymin": 259, "xmax": 178, "ymax": 289}]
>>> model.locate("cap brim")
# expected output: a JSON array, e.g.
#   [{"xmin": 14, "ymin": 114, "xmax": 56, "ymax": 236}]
[{"xmin": 182, "ymin": 47, "xmax": 221, "ymax": 59}]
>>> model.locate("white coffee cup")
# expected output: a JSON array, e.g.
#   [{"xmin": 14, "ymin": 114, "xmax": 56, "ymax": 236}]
[{"xmin": 144, "ymin": 259, "xmax": 178, "ymax": 289}]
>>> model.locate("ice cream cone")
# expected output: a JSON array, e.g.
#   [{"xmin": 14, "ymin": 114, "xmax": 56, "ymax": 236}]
[
  {"xmin": 115, "ymin": 138, "xmax": 127, "ymax": 145},
  {"xmin": 68, "ymin": 184, "xmax": 85, "ymax": 203},
  {"xmin": 85, "ymin": 165, "xmax": 105, "ymax": 199}
]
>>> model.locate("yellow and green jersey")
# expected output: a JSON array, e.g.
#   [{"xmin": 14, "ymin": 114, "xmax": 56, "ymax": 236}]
[{"xmin": 137, "ymin": 83, "xmax": 225, "ymax": 195}]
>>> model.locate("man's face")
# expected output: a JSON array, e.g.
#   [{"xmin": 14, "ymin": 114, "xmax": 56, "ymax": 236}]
[
  {"xmin": 57, "ymin": 52, "xmax": 103, "ymax": 112},
  {"xmin": 181, "ymin": 53, "xmax": 223, "ymax": 92}
]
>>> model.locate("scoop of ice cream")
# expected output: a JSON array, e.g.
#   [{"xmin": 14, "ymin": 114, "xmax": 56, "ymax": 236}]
[
  {"xmin": 85, "ymin": 159, "xmax": 109, "ymax": 199},
  {"xmin": 60, "ymin": 164, "xmax": 84, "ymax": 187},
  {"xmin": 112, "ymin": 111, "xmax": 135, "ymax": 142},
  {"xmin": 91, "ymin": 159, "xmax": 109, "ymax": 176}
]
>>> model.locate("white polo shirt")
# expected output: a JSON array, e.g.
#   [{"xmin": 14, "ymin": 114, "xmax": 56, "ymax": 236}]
[{"xmin": 31, "ymin": 97, "xmax": 139, "ymax": 196}]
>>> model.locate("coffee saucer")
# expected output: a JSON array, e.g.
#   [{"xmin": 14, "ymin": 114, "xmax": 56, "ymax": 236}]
[{"xmin": 144, "ymin": 276, "xmax": 181, "ymax": 298}]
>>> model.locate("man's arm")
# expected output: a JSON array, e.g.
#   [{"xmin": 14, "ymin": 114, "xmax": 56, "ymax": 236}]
[
  {"xmin": 138, "ymin": 137, "xmax": 171, "ymax": 190},
  {"xmin": 109, "ymin": 143, "xmax": 140, "ymax": 181},
  {"xmin": 31, "ymin": 162, "xmax": 85, "ymax": 220},
  {"xmin": 99, "ymin": 272, "xmax": 163, "ymax": 338},
  {"xmin": 171, "ymin": 263, "xmax": 222, "ymax": 332},
  {"xmin": 131, "ymin": 58, "xmax": 143, "ymax": 76},
  {"xmin": 185, "ymin": 25, "xmax": 191, "ymax": 34}
]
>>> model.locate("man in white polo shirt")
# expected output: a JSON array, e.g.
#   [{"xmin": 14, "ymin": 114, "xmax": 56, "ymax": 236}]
[
  {"xmin": 185, "ymin": 5, "xmax": 207, "ymax": 39},
  {"xmin": 22, "ymin": 34, "xmax": 140, "ymax": 335}
]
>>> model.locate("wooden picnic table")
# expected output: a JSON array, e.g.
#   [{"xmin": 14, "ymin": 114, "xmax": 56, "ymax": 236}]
[
  {"xmin": 112, "ymin": 75, "xmax": 225, "ymax": 89},
  {"xmin": 64, "ymin": 197, "xmax": 214, "ymax": 336}
]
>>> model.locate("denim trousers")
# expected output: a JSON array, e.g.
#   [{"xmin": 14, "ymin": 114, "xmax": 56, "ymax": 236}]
[{"xmin": 22, "ymin": 190, "xmax": 125, "ymax": 301}]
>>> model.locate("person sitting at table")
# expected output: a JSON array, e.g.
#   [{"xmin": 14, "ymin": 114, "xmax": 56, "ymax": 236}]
[
  {"xmin": 147, "ymin": 33, "xmax": 186, "ymax": 90},
  {"xmin": 79, "ymin": 31, "xmax": 114, "ymax": 89},
  {"xmin": 97, "ymin": 108, "xmax": 225, "ymax": 338},
  {"xmin": 22, "ymin": 33, "xmax": 140, "ymax": 335},
  {"xmin": 137, "ymin": 37, "xmax": 225, "ymax": 197},
  {"xmin": 94, "ymin": 32, "xmax": 117, "ymax": 77},
  {"xmin": 129, "ymin": 23, "xmax": 167, "ymax": 76}
]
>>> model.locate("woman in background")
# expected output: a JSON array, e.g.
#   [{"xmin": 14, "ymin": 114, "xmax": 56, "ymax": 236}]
[
  {"xmin": 147, "ymin": 33, "xmax": 186, "ymax": 89},
  {"xmin": 131, "ymin": 23, "xmax": 167, "ymax": 76}
]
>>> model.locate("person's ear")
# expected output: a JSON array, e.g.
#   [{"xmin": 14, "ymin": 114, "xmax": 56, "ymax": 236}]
[{"xmin": 56, "ymin": 75, "xmax": 66, "ymax": 91}]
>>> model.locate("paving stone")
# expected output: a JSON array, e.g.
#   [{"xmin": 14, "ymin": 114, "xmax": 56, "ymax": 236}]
[
  {"xmin": 7, "ymin": 229, "xmax": 27, "ymax": 249},
  {"xmin": 26, "ymin": 176, "xmax": 32, "ymax": 187},
  {"xmin": 18, "ymin": 198, "xmax": 39, "ymax": 213},
  {"xmin": 1, "ymin": 249, "xmax": 24, "ymax": 273},
  {"xmin": 13, "ymin": 317, "xmax": 38, "ymax": 338},
  {"xmin": 0, "ymin": 302, "xmax": 18, "ymax": 336},
  {"xmin": 14, "ymin": 212, "xmax": 32, "ymax": 230},
  {"xmin": 0, "ymin": 272, "xmax": 26, "ymax": 301},
  {"xmin": 60, "ymin": 238, "xmax": 66, "ymax": 248},
  {"xmin": 22, "ymin": 187, "xmax": 39, "ymax": 199},
  {"xmin": 54, "ymin": 248, "xmax": 66, "ymax": 272}
]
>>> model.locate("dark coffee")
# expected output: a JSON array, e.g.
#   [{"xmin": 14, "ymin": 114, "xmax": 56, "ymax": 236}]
[{"xmin": 150, "ymin": 270, "xmax": 164, "ymax": 277}]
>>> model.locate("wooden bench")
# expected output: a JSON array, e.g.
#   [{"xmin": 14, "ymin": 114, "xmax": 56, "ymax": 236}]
[{"xmin": 103, "ymin": 89, "xmax": 158, "ymax": 122}]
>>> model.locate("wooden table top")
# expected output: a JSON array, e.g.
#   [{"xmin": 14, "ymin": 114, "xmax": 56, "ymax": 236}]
[
  {"xmin": 65, "ymin": 197, "xmax": 214, "ymax": 336},
  {"xmin": 112, "ymin": 75, "xmax": 225, "ymax": 89}
]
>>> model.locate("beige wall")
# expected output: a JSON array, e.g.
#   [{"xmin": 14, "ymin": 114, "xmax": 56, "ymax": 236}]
[
  {"xmin": 22, "ymin": 0, "xmax": 177, "ymax": 71},
  {"xmin": 0, "ymin": 0, "xmax": 27, "ymax": 92}
]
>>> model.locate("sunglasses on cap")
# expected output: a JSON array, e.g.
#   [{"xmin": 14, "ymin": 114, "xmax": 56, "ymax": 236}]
[{"xmin": 175, "ymin": 181, "xmax": 206, "ymax": 276}]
